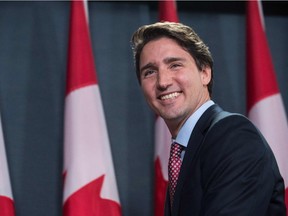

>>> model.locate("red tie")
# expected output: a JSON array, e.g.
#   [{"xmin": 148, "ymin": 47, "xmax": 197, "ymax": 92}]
[{"xmin": 168, "ymin": 142, "xmax": 184, "ymax": 207}]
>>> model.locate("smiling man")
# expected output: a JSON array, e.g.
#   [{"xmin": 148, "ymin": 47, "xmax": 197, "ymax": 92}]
[
  {"xmin": 131, "ymin": 22, "xmax": 286, "ymax": 216},
  {"xmin": 138, "ymin": 36, "xmax": 210, "ymax": 138}
]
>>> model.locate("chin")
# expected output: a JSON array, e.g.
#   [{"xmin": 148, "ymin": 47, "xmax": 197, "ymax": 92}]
[{"xmin": 159, "ymin": 112, "xmax": 180, "ymax": 121}]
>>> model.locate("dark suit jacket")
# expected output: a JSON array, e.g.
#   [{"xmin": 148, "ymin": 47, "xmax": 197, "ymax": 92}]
[{"xmin": 164, "ymin": 104, "xmax": 286, "ymax": 216}]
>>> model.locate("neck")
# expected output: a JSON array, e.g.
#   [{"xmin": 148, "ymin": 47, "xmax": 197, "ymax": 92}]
[{"xmin": 166, "ymin": 98, "xmax": 211, "ymax": 138}]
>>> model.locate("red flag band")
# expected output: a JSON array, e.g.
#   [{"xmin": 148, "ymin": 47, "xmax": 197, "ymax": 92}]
[{"xmin": 159, "ymin": 0, "xmax": 179, "ymax": 23}]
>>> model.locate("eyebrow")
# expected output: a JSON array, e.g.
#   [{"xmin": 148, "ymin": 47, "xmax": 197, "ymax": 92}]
[
  {"xmin": 163, "ymin": 57, "xmax": 186, "ymax": 64},
  {"xmin": 140, "ymin": 57, "xmax": 187, "ymax": 75},
  {"xmin": 140, "ymin": 57, "xmax": 186, "ymax": 72}
]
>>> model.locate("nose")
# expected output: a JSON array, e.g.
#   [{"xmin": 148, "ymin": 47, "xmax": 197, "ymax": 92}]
[{"xmin": 156, "ymin": 69, "xmax": 172, "ymax": 91}]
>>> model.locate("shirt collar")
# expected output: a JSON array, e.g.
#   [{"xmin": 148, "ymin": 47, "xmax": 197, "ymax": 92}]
[{"xmin": 173, "ymin": 100, "xmax": 215, "ymax": 148}]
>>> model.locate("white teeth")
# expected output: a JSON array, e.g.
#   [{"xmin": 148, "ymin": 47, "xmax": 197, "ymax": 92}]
[{"xmin": 160, "ymin": 92, "xmax": 180, "ymax": 100}]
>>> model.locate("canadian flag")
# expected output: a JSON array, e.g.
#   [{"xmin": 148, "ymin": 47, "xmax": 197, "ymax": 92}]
[
  {"xmin": 63, "ymin": 1, "xmax": 122, "ymax": 215},
  {"xmin": 246, "ymin": 0, "xmax": 288, "ymax": 213},
  {"xmin": 0, "ymin": 111, "xmax": 15, "ymax": 216},
  {"xmin": 154, "ymin": 1, "xmax": 178, "ymax": 216}
]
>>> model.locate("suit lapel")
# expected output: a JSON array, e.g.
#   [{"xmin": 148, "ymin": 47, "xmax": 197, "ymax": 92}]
[{"xmin": 171, "ymin": 104, "xmax": 223, "ymax": 215}]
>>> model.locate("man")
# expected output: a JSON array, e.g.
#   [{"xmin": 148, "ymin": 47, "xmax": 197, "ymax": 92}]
[{"xmin": 131, "ymin": 22, "xmax": 286, "ymax": 215}]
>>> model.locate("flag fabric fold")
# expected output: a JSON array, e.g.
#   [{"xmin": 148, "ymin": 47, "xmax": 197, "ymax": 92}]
[
  {"xmin": 0, "ymin": 111, "xmax": 15, "ymax": 216},
  {"xmin": 154, "ymin": 1, "xmax": 179, "ymax": 215},
  {"xmin": 63, "ymin": 1, "xmax": 121, "ymax": 215},
  {"xmin": 246, "ymin": 0, "xmax": 288, "ymax": 213}
]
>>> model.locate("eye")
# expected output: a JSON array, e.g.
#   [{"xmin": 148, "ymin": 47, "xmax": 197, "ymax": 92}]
[
  {"xmin": 170, "ymin": 63, "xmax": 182, "ymax": 69},
  {"xmin": 143, "ymin": 69, "xmax": 156, "ymax": 78}
]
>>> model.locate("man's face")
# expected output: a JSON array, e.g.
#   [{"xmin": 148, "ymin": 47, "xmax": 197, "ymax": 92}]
[{"xmin": 139, "ymin": 37, "xmax": 211, "ymax": 134}]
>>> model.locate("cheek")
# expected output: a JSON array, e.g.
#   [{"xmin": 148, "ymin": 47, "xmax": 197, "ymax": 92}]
[
  {"xmin": 179, "ymin": 73, "xmax": 196, "ymax": 89},
  {"xmin": 141, "ymin": 83, "xmax": 154, "ymax": 100}
]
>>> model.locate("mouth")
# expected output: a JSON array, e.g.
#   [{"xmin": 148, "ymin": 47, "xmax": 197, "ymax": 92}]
[{"xmin": 158, "ymin": 91, "xmax": 182, "ymax": 101}]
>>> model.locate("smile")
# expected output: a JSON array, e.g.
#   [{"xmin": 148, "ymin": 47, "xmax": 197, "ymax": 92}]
[{"xmin": 159, "ymin": 92, "xmax": 181, "ymax": 100}]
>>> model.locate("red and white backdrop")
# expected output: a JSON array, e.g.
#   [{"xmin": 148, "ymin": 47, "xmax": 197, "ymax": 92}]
[
  {"xmin": 62, "ymin": 0, "xmax": 121, "ymax": 215},
  {"xmin": 0, "ymin": 1, "xmax": 287, "ymax": 216},
  {"xmin": 246, "ymin": 0, "xmax": 288, "ymax": 213}
]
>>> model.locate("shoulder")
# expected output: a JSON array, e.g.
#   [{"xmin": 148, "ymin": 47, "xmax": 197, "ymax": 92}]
[
  {"xmin": 204, "ymin": 112, "xmax": 267, "ymax": 153},
  {"xmin": 198, "ymin": 105, "xmax": 270, "ymax": 157},
  {"xmin": 200, "ymin": 111, "xmax": 276, "ymax": 175},
  {"xmin": 208, "ymin": 111, "xmax": 260, "ymax": 139}
]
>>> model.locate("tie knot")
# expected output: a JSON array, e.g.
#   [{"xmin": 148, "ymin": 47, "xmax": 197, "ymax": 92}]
[{"xmin": 170, "ymin": 142, "xmax": 183, "ymax": 158}]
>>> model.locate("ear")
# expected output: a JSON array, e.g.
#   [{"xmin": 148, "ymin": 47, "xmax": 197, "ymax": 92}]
[{"xmin": 200, "ymin": 66, "xmax": 212, "ymax": 85}]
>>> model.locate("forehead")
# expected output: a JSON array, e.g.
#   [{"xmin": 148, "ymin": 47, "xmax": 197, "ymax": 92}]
[
  {"xmin": 143, "ymin": 37, "xmax": 181, "ymax": 50},
  {"xmin": 140, "ymin": 37, "xmax": 191, "ymax": 64}
]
